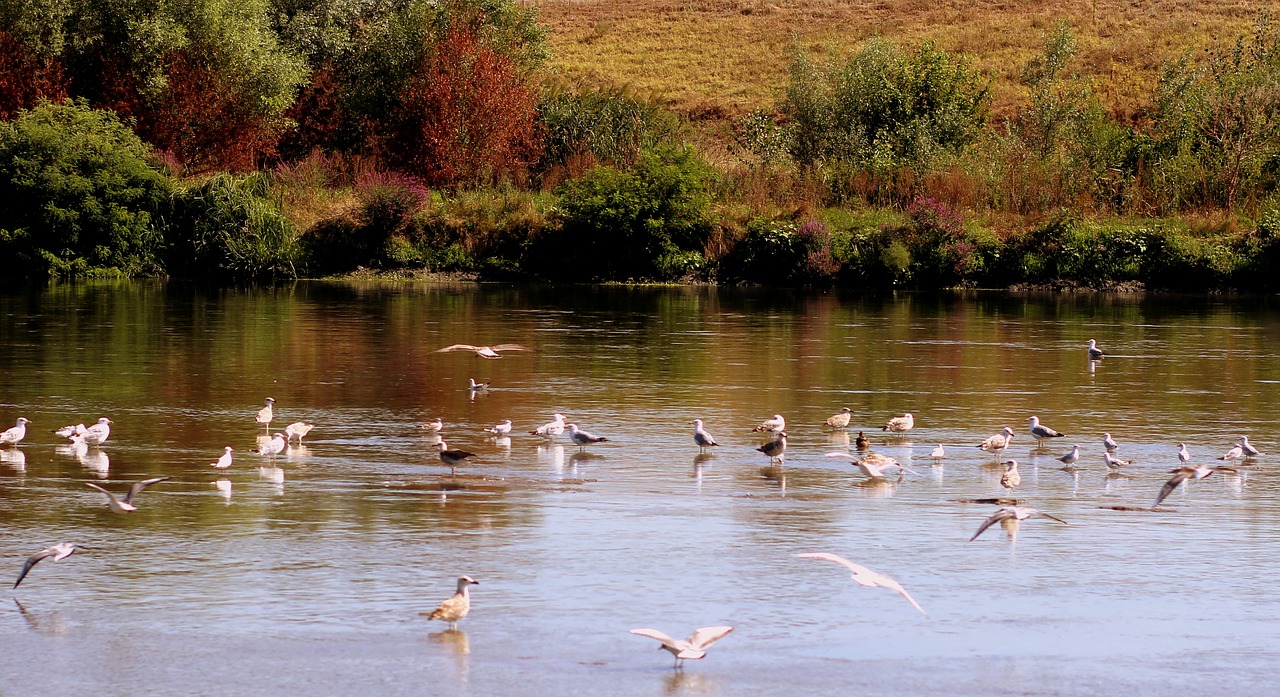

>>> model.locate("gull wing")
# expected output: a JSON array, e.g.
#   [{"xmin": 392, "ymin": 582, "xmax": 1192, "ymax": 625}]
[
  {"xmin": 630, "ymin": 628, "xmax": 684, "ymax": 652},
  {"xmin": 13, "ymin": 547, "xmax": 60, "ymax": 589},
  {"xmin": 124, "ymin": 476, "xmax": 172, "ymax": 504},
  {"xmin": 434, "ymin": 344, "xmax": 480, "ymax": 353},
  {"xmin": 796, "ymin": 553, "xmax": 926, "ymax": 615},
  {"xmin": 1154, "ymin": 470, "xmax": 1192, "ymax": 507},
  {"xmin": 686, "ymin": 626, "xmax": 734, "ymax": 651},
  {"xmin": 490, "ymin": 344, "xmax": 529, "ymax": 352},
  {"xmin": 1033, "ymin": 511, "xmax": 1068, "ymax": 525},
  {"xmin": 969, "ymin": 508, "xmax": 1015, "ymax": 542},
  {"xmin": 84, "ymin": 482, "xmax": 122, "ymax": 506},
  {"xmin": 796, "ymin": 551, "xmax": 867, "ymax": 575}
]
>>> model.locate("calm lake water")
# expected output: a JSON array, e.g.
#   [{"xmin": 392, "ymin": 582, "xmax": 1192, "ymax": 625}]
[{"xmin": 1, "ymin": 281, "xmax": 1279, "ymax": 695}]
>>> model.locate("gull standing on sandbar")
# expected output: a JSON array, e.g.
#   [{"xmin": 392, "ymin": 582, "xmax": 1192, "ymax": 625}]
[
  {"xmin": 0, "ymin": 417, "xmax": 29, "ymax": 445},
  {"xmin": 825, "ymin": 408, "xmax": 853, "ymax": 430},
  {"xmin": 255, "ymin": 398, "xmax": 275, "ymax": 430},
  {"xmin": 691, "ymin": 419, "xmax": 718, "ymax": 452},
  {"xmin": 433, "ymin": 344, "xmax": 529, "ymax": 359},
  {"xmin": 882, "ymin": 413, "xmax": 914, "ymax": 434},
  {"xmin": 1087, "ymin": 339, "xmax": 1105, "ymax": 360},
  {"xmin": 757, "ymin": 432, "xmax": 787, "ymax": 463},
  {"xmin": 435, "ymin": 440, "xmax": 477, "ymax": 476},
  {"xmin": 85, "ymin": 476, "xmax": 171, "ymax": 513},
  {"xmin": 795, "ymin": 552, "xmax": 926, "ymax": 615},
  {"xmin": 566, "ymin": 424, "xmax": 609, "ymax": 451},
  {"xmin": 629, "ymin": 626, "xmax": 734, "ymax": 669},
  {"xmin": 753, "ymin": 414, "xmax": 786, "ymax": 434},
  {"xmin": 1027, "ymin": 416, "xmax": 1065, "ymax": 447},
  {"xmin": 422, "ymin": 576, "xmax": 478, "ymax": 629},
  {"xmin": 969, "ymin": 506, "xmax": 1067, "ymax": 542},
  {"xmin": 13, "ymin": 542, "xmax": 84, "ymax": 589}
]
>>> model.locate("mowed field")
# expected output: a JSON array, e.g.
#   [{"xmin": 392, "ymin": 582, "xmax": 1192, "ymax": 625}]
[{"xmin": 534, "ymin": 0, "xmax": 1271, "ymax": 121}]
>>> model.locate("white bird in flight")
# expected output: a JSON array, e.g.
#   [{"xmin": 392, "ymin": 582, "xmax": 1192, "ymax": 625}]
[
  {"xmin": 421, "ymin": 576, "xmax": 479, "ymax": 630},
  {"xmin": 1027, "ymin": 416, "xmax": 1066, "ymax": 447},
  {"xmin": 795, "ymin": 552, "xmax": 926, "ymax": 615},
  {"xmin": 753, "ymin": 414, "xmax": 786, "ymax": 434},
  {"xmin": 434, "ymin": 344, "xmax": 529, "ymax": 359},
  {"xmin": 629, "ymin": 626, "xmax": 734, "ymax": 669},
  {"xmin": 969, "ymin": 506, "xmax": 1067, "ymax": 542},
  {"xmin": 882, "ymin": 413, "xmax": 914, "ymax": 433},
  {"xmin": 210, "ymin": 446, "xmax": 233, "ymax": 471},
  {"xmin": 691, "ymin": 419, "xmax": 718, "ymax": 452},
  {"xmin": 1155, "ymin": 464, "xmax": 1232, "ymax": 507},
  {"xmin": 0, "ymin": 417, "xmax": 30, "ymax": 445},
  {"xmin": 85, "ymin": 476, "xmax": 171, "ymax": 513},
  {"xmin": 14, "ymin": 542, "xmax": 84, "ymax": 589}
]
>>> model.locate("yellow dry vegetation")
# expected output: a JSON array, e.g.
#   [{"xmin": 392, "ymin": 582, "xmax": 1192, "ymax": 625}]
[{"xmin": 533, "ymin": 0, "xmax": 1270, "ymax": 121}]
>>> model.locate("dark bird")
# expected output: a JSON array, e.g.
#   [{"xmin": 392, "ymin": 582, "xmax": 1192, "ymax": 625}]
[
  {"xmin": 756, "ymin": 432, "xmax": 787, "ymax": 463},
  {"xmin": 436, "ymin": 440, "xmax": 477, "ymax": 476}
]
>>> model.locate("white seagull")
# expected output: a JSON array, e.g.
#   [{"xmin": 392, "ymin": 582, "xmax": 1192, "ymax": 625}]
[
  {"xmin": 253, "ymin": 433, "xmax": 287, "ymax": 459},
  {"xmin": 1027, "ymin": 416, "xmax": 1066, "ymax": 447},
  {"xmin": 530, "ymin": 413, "xmax": 567, "ymax": 438},
  {"xmin": 85, "ymin": 476, "xmax": 171, "ymax": 513},
  {"xmin": 1102, "ymin": 433, "xmax": 1119, "ymax": 453},
  {"xmin": 826, "ymin": 451, "xmax": 915, "ymax": 479},
  {"xmin": 1104, "ymin": 452, "xmax": 1133, "ymax": 471},
  {"xmin": 691, "ymin": 419, "xmax": 718, "ymax": 452},
  {"xmin": 210, "ymin": 446, "xmax": 234, "ymax": 471},
  {"xmin": 753, "ymin": 414, "xmax": 786, "ymax": 434},
  {"xmin": 565, "ymin": 424, "xmax": 609, "ymax": 450},
  {"xmin": 434, "ymin": 344, "xmax": 529, "ymax": 359},
  {"xmin": 825, "ymin": 408, "xmax": 853, "ymax": 430},
  {"xmin": 969, "ymin": 506, "xmax": 1067, "ymax": 542},
  {"xmin": 1057, "ymin": 444, "xmax": 1082, "ymax": 468},
  {"xmin": 14, "ymin": 542, "xmax": 84, "ymax": 589},
  {"xmin": 930, "ymin": 444, "xmax": 945, "ymax": 461},
  {"xmin": 54, "ymin": 423, "xmax": 86, "ymax": 439},
  {"xmin": 421, "ymin": 576, "xmax": 479, "ymax": 629},
  {"xmin": 1087, "ymin": 339, "xmax": 1105, "ymax": 360},
  {"xmin": 82, "ymin": 418, "xmax": 112, "ymax": 446},
  {"xmin": 419, "ymin": 418, "xmax": 444, "ymax": 432},
  {"xmin": 757, "ymin": 432, "xmax": 787, "ymax": 463},
  {"xmin": 882, "ymin": 413, "xmax": 914, "ymax": 433},
  {"xmin": 485, "ymin": 420, "xmax": 513, "ymax": 436},
  {"xmin": 1178, "ymin": 443, "xmax": 1192, "ymax": 464},
  {"xmin": 284, "ymin": 422, "xmax": 315, "ymax": 442},
  {"xmin": 795, "ymin": 552, "xmax": 926, "ymax": 615},
  {"xmin": 1155, "ymin": 464, "xmax": 1232, "ymax": 507},
  {"xmin": 1218, "ymin": 443, "xmax": 1244, "ymax": 462},
  {"xmin": 1239, "ymin": 437, "xmax": 1262, "ymax": 457},
  {"xmin": 468, "ymin": 378, "xmax": 490, "ymax": 390},
  {"xmin": 629, "ymin": 626, "xmax": 734, "ymax": 669},
  {"xmin": 0, "ymin": 417, "xmax": 30, "ymax": 445},
  {"xmin": 255, "ymin": 398, "xmax": 275, "ymax": 429}
]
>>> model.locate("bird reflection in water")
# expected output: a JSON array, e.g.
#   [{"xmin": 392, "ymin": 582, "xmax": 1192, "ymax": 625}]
[
  {"xmin": 1, "ymin": 448, "xmax": 26, "ymax": 471},
  {"xmin": 78, "ymin": 448, "xmax": 110, "ymax": 478},
  {"xmin": 285, "ymin": 444, "xmax": 310, "ymax": 461},
  {"xmin": 13, "ymin": 599, "xmax": 69, "ymax": 636},
  {"xmin": 259, "ymin": 466, "xmax": 285, "ymax": 495},
  {"xmin": 214, "ymin": 478, "xmax": 232, "ymax": 502},
  {"xmin": 663, "ymin": 670, "xmax": 718, "ymax": 696},
  {"xmin": 428, "ymin": 629, "xmax": 470, "ymax": 682},
  {"xmin": 826, "ymin": 430, "xmax": 850, "ymax": 448},
  {"xmin": 537, "ymin": 444, "xmax": 565, "ymax": 475},
  {"xmin": 758, "ymin": 465, "xmax": 786, "ymax": 498}
]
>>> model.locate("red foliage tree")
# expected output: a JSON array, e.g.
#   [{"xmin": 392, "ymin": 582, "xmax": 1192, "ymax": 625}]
[
  {"xmin": 0, "ymin": 32, "xmax": 68, "ymax": 120},
  {"xmin": 380, "ymin": 20, "xmax": 540, "ymax": 187},
  {"xmin": 276, "ymin": 63, "xmax": 350, "ymax": 163}
]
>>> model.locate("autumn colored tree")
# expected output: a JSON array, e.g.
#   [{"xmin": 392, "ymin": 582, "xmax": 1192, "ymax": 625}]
[{"xmin": 0, "ymin": 32, "xmax": 67, "ymax": 120}]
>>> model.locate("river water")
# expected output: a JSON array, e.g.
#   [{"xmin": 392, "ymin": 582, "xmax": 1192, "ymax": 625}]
[{"xmin": 0, "ymin": 282, "xmax": 1278, "ymax": 695}]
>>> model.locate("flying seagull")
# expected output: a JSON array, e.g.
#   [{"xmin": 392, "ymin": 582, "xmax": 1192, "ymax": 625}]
[
  {"xmin": 629, "ymin": 626, "xmax": 734, "ymax": 669},
  {"xmin": 421, "ymin": 576, "xmax": 479, "ymax": 630},
  {"xmin": 0, "ymin": 417, "xmax": 30, "ymax": 445},
  {"xmin": 1154, "ymin": 464, "xmax": 1233, "ymax": 508},
  {"xmin": 85, "ymin": 476, "xmax": 171, "ymax": 513},
  {"xmin": 13, "ymin": 542, "xmax": 84, "ymax": 589},
  {"xmin": 969, "ymin": 506, "xmax": 1067, "ymax": 542},
  {"xmin": 433, "ymin": 344, "xmax": 529, "ymax": 359},
  {"xmin": 795, "ymin": 552, "xmax": 926, "ymax": 615},
  {"xmin": 691, "ymin": 419, "xmax": 718, "ymax": 452}
]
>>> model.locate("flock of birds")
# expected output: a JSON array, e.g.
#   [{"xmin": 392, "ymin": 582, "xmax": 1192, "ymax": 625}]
[{"xmin": 0, "ymin": 336, "xmax": 1268, "ymax": 669}]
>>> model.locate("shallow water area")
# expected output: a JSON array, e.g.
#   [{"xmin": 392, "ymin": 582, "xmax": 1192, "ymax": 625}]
[{"xmin": 1, "ymin": 281, "xmax": 1279, "ymax": 695}]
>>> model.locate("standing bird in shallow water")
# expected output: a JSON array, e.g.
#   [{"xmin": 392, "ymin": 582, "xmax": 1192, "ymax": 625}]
[
  {"xmin": 629, "ymin": 626, "xmax": 734, "ymax": 669},
  {"xmin": 795, "ymin": 552, "xmax": 926, "ymax": 615},
  {"xmin": 691, "ymin": 419, "xmax": 718, "ymax": 453},
  {"xmin": 1178, "ymin": 443, "xmax": 1192, "ymax": 464},
  {"xmin": 969, "ymin": 506, "xmax": 1067, "ymax": 542},
  {"xmin": 1057, "ymin": 444, "xmax": 1082, "ymax": 469},
  {"xmin": 977, "ymin": 427, "xmax": 1014, "ymax": 458},
  {"xmin": 0, "ymin": 417, "xmax": 30, "ymax": 445},
  {"xmin": 210, "ymin": 446, "xmax": 234, "ymax": 471},
  {"xmin": 13, "ymin": 542, "xmax": 84, "ymax": 589},
  {"xmin": 284, "ymin": 422, "xmax": 315, "ymax": 443},
  {"xmin": 1102, "ymin": 432, "xmax": 1119, "ymax": 453},
  {"xmin": 1000, "ymin": 460, "xmax": 1021, "ymax": 494},
  {"xmin": 255, "ymin": 398, "xmax": 275, "ymax": 431},
  {"xmin": 85, "ymin": 476, "xmax": 171, "ymax": 513},
  {"xmin": 855, "ymin": 432, "xmax": 870, "ymax": 450},
  {"xmin": 1087, "ymin": 339, "xmax": 1105, "ymax": 360},
  {"xmin": 530, "ymin": 413, "xmax": 567, "ymax": 438},
  {"xmin": 82, "ymin": 418, "xmax": 112, "ymax": 446},
  {"xmin": 825, "ymin": 408, "xmax": 853, "ymax": 430},
  {"xmin": 253, "ymin": 433, "xmax": 287, "ymax": 459},
  {"xmin": 422, "ymin": 576, "xmax": 479, "ymax": 630},
  {"xmin": 1218, "ymin": 443, "xmax": 1244, "ymax": 462},
  {"xmin": 485, "ymin": 420, "xmax": 513, "ymax": 436},
  {"xmin": 566, "ymin": 424, "xmax": 609, "ymax": 451},
  {"xmin": 930, "ymin": 444, "xmax": 946, "ymax": 461},
  {"xmin": 757, "ymin": 432, "xmax": 787, "ymax": 463},
  {"xmin": 1239, "ymin": 436, "xmax": 1262, "ymax": 458},
  {"xmin": 1027, "ymin": 416, "xmax": 1065, "ymax": 448},
  {"xmin": 753, "ymin": 414, "xmax": 786, "ymax": 434},
  {"xmin": 435, "ymin": 440, "xmax": 477, "ymax": 476},
  {"xmin": 882, "ymin": 413, "xmax": 914, "ymax": 433}
]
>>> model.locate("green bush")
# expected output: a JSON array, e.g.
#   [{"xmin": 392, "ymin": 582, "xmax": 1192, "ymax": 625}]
[
  {"xmin": 168, "ymin": 172, "xmax": 299, "ymax": 280},
  {"xmin": 537, "ymin": 83, "xmax": 678, "ymax": 171},
  {"xmin": 0, "ymin": 100, "xmax": 172, "ymax": 277}
]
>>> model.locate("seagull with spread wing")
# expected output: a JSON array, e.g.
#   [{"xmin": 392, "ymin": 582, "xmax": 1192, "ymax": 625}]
[
  {"xmin": 433, "ymin": 344, "xmax": 529, "ymax": 359},
  {"xmin": 13, "ymin": 542, "xmax": 84, "ymax": 589},
  {"xmin": 629, "ymin": 625, "xmax": 734, "ymax": 669},
  {"xmin": 795, "ymin": 552, "xmax": 926, "ymax": 615},
  {"xmin": 969, "ymin": 506, "xmax": 1067, "ymax": 542},
  {"xmin": 85, "ymin": 476, "xmax": 171, "ymax": 513}
]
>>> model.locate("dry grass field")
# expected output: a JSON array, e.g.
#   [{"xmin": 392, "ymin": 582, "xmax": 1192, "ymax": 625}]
[{"xmin": 533, "ymin": 0, "xmax": 1272, "ymax": 122}]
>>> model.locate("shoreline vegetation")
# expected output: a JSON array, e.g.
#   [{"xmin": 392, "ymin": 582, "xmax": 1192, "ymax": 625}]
[{"xmin": 3, "ymin": 1, "xmax": 1280, "ymax": 290}]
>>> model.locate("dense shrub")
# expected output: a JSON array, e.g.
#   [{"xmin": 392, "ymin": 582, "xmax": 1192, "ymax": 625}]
[
  {"xmin": 168, "ymin": 173, "xmax": 299, "ymax": 279},
  {"xmin": 536, "ymin": 83, "xmax": 679, "ymax": 174},
  {"xmin": 0, "ymin": 100, "xmax": 171, "ymax": 277}
]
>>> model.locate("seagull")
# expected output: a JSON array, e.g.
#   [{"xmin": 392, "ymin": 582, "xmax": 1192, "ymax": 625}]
[
  {"xmin": 434, "ymin": 344, "xmax": 529, "ymax": 359},
  {"xmin": 255, "ymin": 398, "xmax": 275, "ymax": 429},
  {"xmin": 1000, "ymin": 460, "xmax": 1021, "ymax": 493},
  {"xmin": 468, "ymin": 378, "xmax": 490, "ymax": 390},
  {"xmin": 977, "ymin": 427, "xmax": 1014, "ymax": 455},
  {"xmin": 1027, "ymin": 416, "xmax": 1065, "ymax": 447},
  {"xmin": 1218, "ymin": 443, "xmax": 1245, "ymax": 461},
  {"xmin": 691, "ymin": 419, "xmax": 718, "ymax": 452},
  {"xmin": 825, "ymin": 408, "xmax": 853, "ymax": 430},
  {"xmin": 629, "ymin": 626, "xmax": 734, "ymax": 669},
  {"xmin": 13, "ymin": 543, "xmax": 84, "ymax": 589},
  {"xmin": 530, "ymin": 413, "xmax": 567, "ymax": 438},
  {"xmin": 882, "ymin": 413, "xmax": 914, "ymax": 433},
  {"xmin": 436, "ymin": 440, "xmax": 477, "ymax": 476},
  {"xmin": 85, "ymin": 476, "xmax": 171, "ymax": 513},
  {"xmin": 485, "ymin": 420, "xmax": 513, "ymax": 436},
  {"xmin": 1103, "ymin": 452, "xmax": 1133, "ymax": 471},
  {"xmin": 0, "ymin": 417, "xmax": 30, "ymax": 445},
  {"xmin": 284, "ymin": 422, "xmax": 315, "ymax": 442},
  {"xmin": 210, "ymin": 446, "xmax": 233, "ymax": 471},
  {"xmin": 757, "ymin": 432, "xmax": 787, "ymax": 463},
  {"xmin": 253, "ymin": 433, "xmax": 287, "ymax": 458},
  {"xmin": 1087, "ymin": 339, "xmax": 1105, "ymax": 360},
  {"xmin": 753, "ymin": 414, "xmax": 786, "ymax": 434},
  {"xmin": 419, "ymin": 418, "xmax": 444, "ymax": 432},
  {"xmin": 565, "ymin": 424, "xmax": 609, "ymax": 450},
  {"xmin": 1102, "ymin": 433, "xmax": 1119, "ymax": 453},
  {"xmin": 930, "ymin": 444, "xmax": 945, "ymax": 461},
  {"xmin": 1155, "ymin": 464, "xmax": 1233, "ymax": 507},
  {"xmin": 826, "ymin": 451, "xmax": 915, "ymax": 479},
  {"xmin": 1178, "ymin": 443, "xmax": 1192, "ymax": 464},
  {"xmin": 795, "ymin": 552, "xmax": 926, "ymax": 615},
  {"xmin": 969, "ymin": 506, "xmax": 1067, "ymax": 542},
  {"xmin": 1057, "ymin": 444, "xmax": 1082, "ymax": 468},
  {"xmin": 54, "ymin": 423, "xmax": 86, "ymax": 439},
  {"xmin": 855, "ymin": 431, "xmax": 870, "ymax": 450},
  {"xmin": 82, "ymin": 417, "xmax": 112, "ymax": 446},
  {"xmin": 1239, "ymin": 437, "xmax": 1262, "ymax": 457},
  {"xmin": 421, "ymin": 576, "xmax": 478, "ymax": 629}
]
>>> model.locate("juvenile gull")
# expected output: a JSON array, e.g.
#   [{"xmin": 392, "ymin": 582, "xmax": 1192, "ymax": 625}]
[
  {"xmin": 255, "ymin": 398, "xmax": 275, "ymax": 430},
  {"xmin": 882, "ymin": 413, "xmax": 914, "ymax": 433},
  {"xmin": 629, "ymin": 626, "xmax": 734, "ymax": 669},
  {"xmin": 419, "ymin": 418, "xmax": 444, "ymax": 432},
  {"xmin": 930, "ymin": 444, "xmax": 946, "ymax": 461},
  {"xmin": 422, "ymin": 576, "xmax": 478, "ymax": 629},
  {"xmin": 85, "ymin": 476, "xmax": 171, "ymax": 513},
  {"xmin": 826, "ymin": 451, "xmax": 915, "ymax": 479},
  {"xmin": 485, "ymin": 420, "xmax": 513, "ymax": 436},
  {"xmin": 1102, "ymin": 433, "xmax": 1119, "ymax": 453},
  {"xmin": 210, "ymin": 446, "xmax": 234, "ymax": 471},
  {"xmin": 1217, "ymin": 443, "xmax": 1244, "ymax": 462},
  {"xmin": 433, "ymin": 344, "xmax": 529, "ymax": 359},
  {"xmin": 435, "ymin": 440, "xmax": 477, "ymax": 476},
  {"xmin": 0, "ymin": 417, "xmax": 30, "ymax": 445},
  {"xmin": 566, "ymin": 424, "xmax": 609, "ymax": 451},
  {"xmin": 82, "ymin": 418, "xmax": 112, "ymax": 447},
  {"xmin": 1239, "ymin": 436, "xmax": 1262, "ymax": 457},
  {"xmin": 1057, "ymin": 444, "xmax": 1082, "ymax": 468},
  {"xmin": 795, "ymin": 552, "xmax": 926, "ymax": 615},
  {"xmin": 969, "ymin": 506, "xmax": 1067, "ymax": 542},
  {"xmin": 1178, "ymin": 443, "xmax": 1192, "ymax": 464},
  {"xmin": 691, "ymin": 419, "xmax": 718, "ymax": 453},
  {"xmin": 977, "ymin": 427, "xmax": 1015, "ymax": 456},
  {"xmin": 13, "ymin": 543, "xmax": 83, "ymax": 589},
  {"xmin": 1104, "ymin": 452, "xmax": 1133, "ymax": 471},
  {"xmin": 530, "ymin": 413, "xmax": 567, "ymax": 438},
  {"xmin": 1087, "ymin": 339, "xmax": 1105, "ymax": 360},
  {"xmin": 1000, "ymin": 460, "xmax": 1021, "ymax": 493},
  {"xmin": 1155, "ymin": 464, "xmax": 1233, "ymax": 507},
  {"xmin": 1027, "ymin": 416, "xmax": 1066, "ymax": 447},
  {"xmin": 253, "ymin": 433, "xmax": 287, "ymax": 459},
  {"xmin": 825, "ymin": 408, "xmax": 853, "ymax": 430},
  {"xmin": 284, "ymin": 422, "xmax": 315, "ymax": 442},
  {"xmin": 757, "ymin": 432, "xmax": 787, "ymax": 463},
  {"xmin": 753, "ymin": 414, "xmax": 786, "ymax": 434},
  {"xmin": 855, "ymin": 432, "xmax": 870, "ymax": 450}
]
